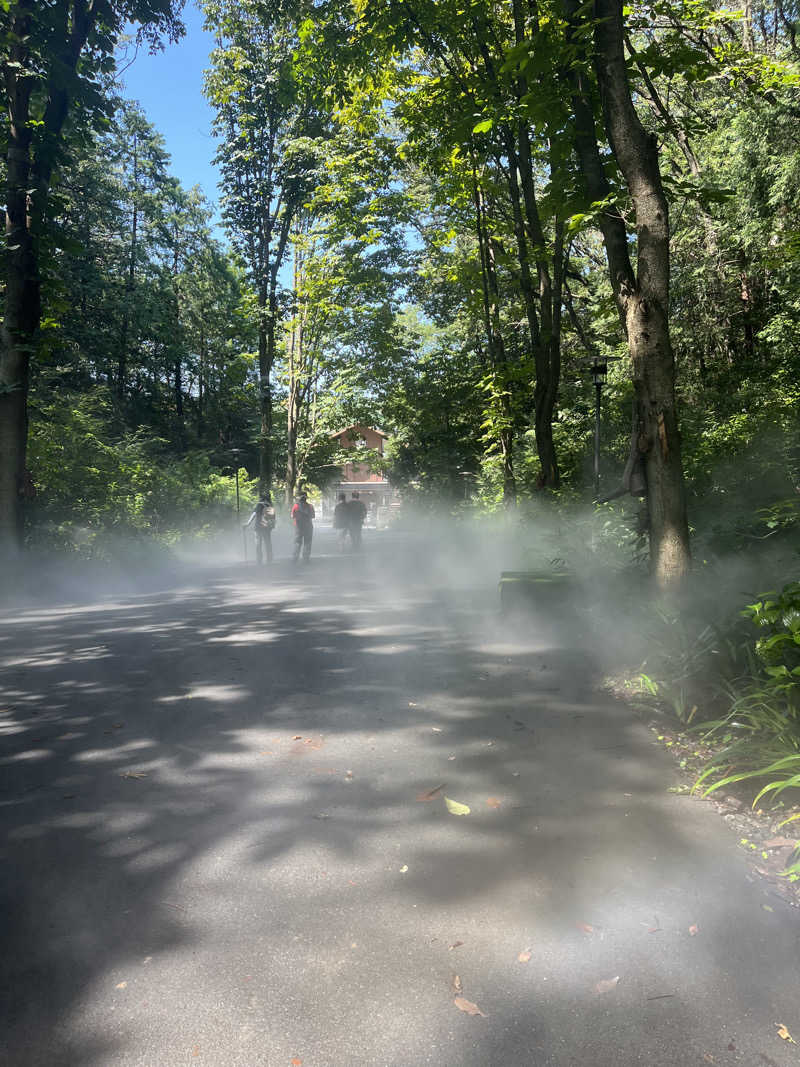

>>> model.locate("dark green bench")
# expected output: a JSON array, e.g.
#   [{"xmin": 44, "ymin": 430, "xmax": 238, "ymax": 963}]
[{"xmin": 499, "ymin": 570, "xmax": 573, "ymax": 613}]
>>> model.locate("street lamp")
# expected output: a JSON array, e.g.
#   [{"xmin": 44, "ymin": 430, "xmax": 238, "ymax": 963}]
[
  {"xmin": 580, "ymin": 356, "xmax": 620, "ymax": 498},
  {"xmin": 230, "ymin": 448, "xmax": 247, "ymax": 561}
]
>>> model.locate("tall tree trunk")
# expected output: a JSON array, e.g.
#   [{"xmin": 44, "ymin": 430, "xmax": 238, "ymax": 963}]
[
  {"xmin": 0, "ymin": 77, "xmax": 36, "ymax": 555},
  {"xmin": 258, "ymin": 306, "xmax": 272, "ymax": 497},
  {"xmin": 118, "ymin": 131, "xmax": 139, "ymax": 399},
  {"xmin": 198, "ymin": 322, "xmax": 205, "ymax": 437},
  {"xmin": 0, "ymin": 0, "xmax": 95, "ymax": 556},
  {"xmin": 285, "ymin": 241, "xmax": 301, "ymax": 509},
  {"xmin": 469, "ymin": 152, "xmax": 516, "ymax": 506},
  {"xmin": 534, "ymin": 220, "xmax": 564, "ymax": 489},
  {"xmin": 565, "ymin": 0, "xmax": 690, "ymax": 586},
  {"xmin": 510, "ymin": 0, "xmax": 563, "ymax": 488},
  {"xmin": 1, "ymin": 1, "xmax": 37, "ymax": 555},
  {"xmin": 593, "ymin": 0, "xmax": 690, "ymax": 585}
]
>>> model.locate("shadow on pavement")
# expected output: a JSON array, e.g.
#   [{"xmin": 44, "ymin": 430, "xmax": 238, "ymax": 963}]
[{"xmin": 2, "ymin": 532, "xmax": 799, "ymax": 1065}]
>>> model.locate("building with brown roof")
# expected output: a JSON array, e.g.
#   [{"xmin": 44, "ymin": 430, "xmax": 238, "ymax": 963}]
[{"xmin": 325, "ymin": 425, "xmax": 398, "ymax": 525}]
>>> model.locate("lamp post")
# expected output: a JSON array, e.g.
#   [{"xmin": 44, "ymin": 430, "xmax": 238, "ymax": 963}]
[
  {"xmin": 230, "ymin": 448, "xmax": 246, "ymax": 561},
  {"xmin": 581, "ymin": 356, "xmax": 619, "ymax": 498}
]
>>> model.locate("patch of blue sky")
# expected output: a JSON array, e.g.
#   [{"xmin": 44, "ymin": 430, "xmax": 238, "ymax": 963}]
[{"xmin": 116, "ymin": 2, "xmax": 224, "ymax": 236}]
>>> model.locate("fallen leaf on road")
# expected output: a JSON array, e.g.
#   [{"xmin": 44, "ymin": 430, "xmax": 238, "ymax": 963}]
[
  {"xmin": 451, "ymin": 974, "xmax": 462, "ymax": 994},
  {"xmin": 416, "ymin": 784, "xmax": 445, "ymax": 802},
  {"xmin": 291, "ymin": 1059, "xmax": 302, "ymax": 1066},
  {"xmin": 115, "ymin": 981, "xmax": 127, "ymax": 989},
  {"xmin": 518, "ymin": 949, "xmax": 532, "ymax": 963},
  {"xmin": 765, "ymin": 836, "xmax": 797, "ymax": 849},
  {"xmin": 577, "ymin": 922, "xmax": 594, "ymax": 934},
  {"xmin": 399, "ymin": 865, "xmax": 408, "ymax": 873},
  {"xmin": 448, "ymin": 941, "xmax": 464, "ymax": 950},
  {"xmin": 292, "ymin": 735, "xmax": 302, "ymax": 740},
  {"xmin": 487, "ymin": 797, "xmax": 502, "ymax": 809},
  {"xmin": 445, "ymin": 797, "xmax": 470, "ymax": 815},
  {"xmin": 777, "ymin": 1023, "xmax": 796, "ymax": 1043},
  {"xmin": 120, "ymin": 771, "xmax": 148, "ymax": 779},
  {"xmin": 454, "ymin": 996, "xmax": 486, "ymax": 1017},
  {"xmin": 689, "ymin": 923, "xmax": 699, "ymax": 936},
  {"xmin": 762, "ymin": 904, "xmax": 774, "ymax": 912},
  {"xmin": 192, "ymin": 1047, "xmax": 200, "ymax": 1058},
  {"xmin": 594, "ymin": 976, "xmax": 620, "ymax": 994},
  {"xmin": 703, "ymin": 1054, "xmax": 714, "ymax": 1064}
]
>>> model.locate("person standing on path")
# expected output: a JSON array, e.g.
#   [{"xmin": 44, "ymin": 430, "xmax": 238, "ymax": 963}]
[
  {"xmin": 349, "ymin": 491, "xmax": 367, "ymax": 550},
  {"xmin": 291, "ymin": 491, "xmax": 315, "ymax": 563},
  {"xmin": 243, "ymin": 493, "xmax": 276, "ymax": 564},
  {"xmin": 333, "ymin": 492, "xmax": 350, "ymax": 552}
]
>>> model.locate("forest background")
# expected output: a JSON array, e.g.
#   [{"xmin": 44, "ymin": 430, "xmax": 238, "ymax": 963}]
[{"xmin": 2, "ymin": 0, "xmax": 800, "ymax": 806}]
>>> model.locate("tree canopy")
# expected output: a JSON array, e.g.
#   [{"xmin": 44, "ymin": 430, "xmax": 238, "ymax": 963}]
[{"xmin": 1, "ymin": 0, "xmax": 799, "ymax": 585}]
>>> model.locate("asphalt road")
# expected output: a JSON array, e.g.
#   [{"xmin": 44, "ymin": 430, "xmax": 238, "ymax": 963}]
[{"xmin": 2, "ymin": 527, "xmax": 800, "ymax": 1067}]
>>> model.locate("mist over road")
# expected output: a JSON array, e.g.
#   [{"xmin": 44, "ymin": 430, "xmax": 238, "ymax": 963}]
[{"xmin": 2, "ymin": 527, "xmax": 799, "ymax": 1066}]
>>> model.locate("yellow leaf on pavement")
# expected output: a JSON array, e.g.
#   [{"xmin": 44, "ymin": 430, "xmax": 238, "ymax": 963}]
[
  {"xmin": 444, "ymin": 797, "xmax": 470, "ymax": 816},
  {"xmin": 777, "ymin": 1023, "xmax": 796, "ymax": 1042}
]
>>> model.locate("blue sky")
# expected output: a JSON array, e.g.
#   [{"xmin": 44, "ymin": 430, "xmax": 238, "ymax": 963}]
[{"xmin": 117, "ymin": 2, "xmax": 223, "ymax": 229}]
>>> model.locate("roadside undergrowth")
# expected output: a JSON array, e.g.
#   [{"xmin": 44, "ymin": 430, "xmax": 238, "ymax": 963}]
[{"xmin": 614, "ymin": 579, "xmax": 800, "ymax": 885}]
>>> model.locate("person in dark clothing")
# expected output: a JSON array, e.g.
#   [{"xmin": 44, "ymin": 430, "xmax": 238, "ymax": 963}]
[
  {"xmin": 291, "ymin": 491, "xmax": 315, "ymax": 562},
  {"xmin": 333, "ymin": 492, "xmax": 350, "ymax": 551},
  {"xmin": 349, "ymin": 491, "xmax": 367, "ymax": 550},
  {"xmin": 243, "ymin": 493, "xmax": 276, "ymax": 564}
]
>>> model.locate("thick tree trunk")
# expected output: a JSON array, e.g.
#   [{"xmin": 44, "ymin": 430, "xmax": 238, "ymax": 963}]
[
  {"xmin": 1, "ymin": 3, "xmax": 36, "ymax": 556},
  {"xmin": 0, "ymin": 0, "xmax": 95, "ymax": 556},
  {"xmin": 592, "ymin": 0, "xmax": 690, "ymax": 585},
  {"xmin": 564, "ymin": 0, "xmax": 690, "ymax": 586}
]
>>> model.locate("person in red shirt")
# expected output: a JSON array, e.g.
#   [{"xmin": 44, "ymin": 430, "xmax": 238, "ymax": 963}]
[{"xmin": 290, "ymin": 491, "xmax": 315, "ymax": 562}]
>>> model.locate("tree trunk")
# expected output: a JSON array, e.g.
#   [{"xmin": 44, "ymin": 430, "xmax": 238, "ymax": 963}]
[
  {"xmin": 118, "ymin": 133, "xmax": 138, "ymax": 399},
  {"xmin": 593, "ymin": 0, "xmax": 690, "ymax": 585},
  {"xmin": 534, "ymin": 220, "xmax": 564, "ymax": 489},
  {"xmin": 469, "ymin": 152, "xmax": 516, "ymax": 507},
  {"xmin": 1, "ymin": 2, "xmax": 37, "ymax": 556},
  {"xmin": 509, "ymin": 0, "xmax": 562, "ymax": 488},
  {"xmin": 565, "ymin": 0, "xmax": 690, "ymax": 586},
  {"xmin": 285, "ymin": 243, "xmax": 301, "ymax": 509},
  {"xmin": 258, "ymin": 311, "xmax": 272, "ymax": 497},
  {"xmin": 0, "ymin": 0, "xmax": 95, "ymax": 556}
]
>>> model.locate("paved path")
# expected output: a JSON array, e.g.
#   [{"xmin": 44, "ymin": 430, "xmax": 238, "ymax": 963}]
[{"xmin": 2, "ymin": 529, "xmax": 800, "ymax": 1066}]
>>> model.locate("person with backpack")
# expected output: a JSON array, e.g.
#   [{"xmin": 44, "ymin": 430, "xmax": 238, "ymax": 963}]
[
  {"xmin": 290, "ymin": 491, "xmax": 315, "ymax": 563},
  {"xmin": 243, "ymin": 493, "xmax": 276, "ymax": 564}
]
